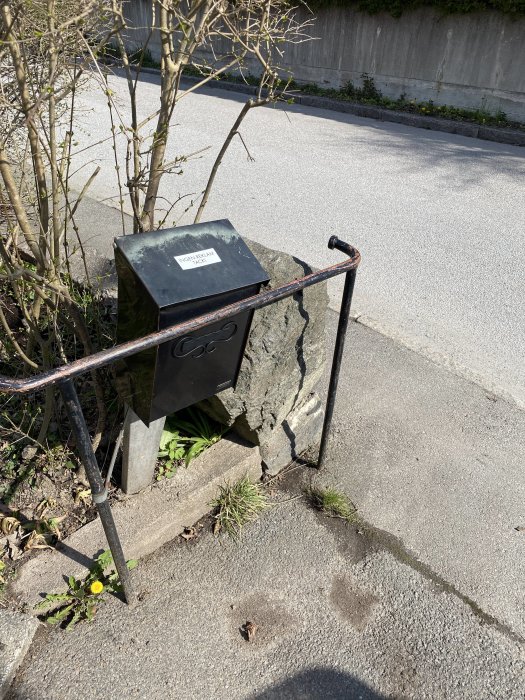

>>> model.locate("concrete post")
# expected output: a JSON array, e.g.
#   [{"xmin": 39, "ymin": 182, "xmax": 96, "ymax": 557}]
[{"xmin": 121, "ymin": 408, "xmax": 166, "ymax": 494}]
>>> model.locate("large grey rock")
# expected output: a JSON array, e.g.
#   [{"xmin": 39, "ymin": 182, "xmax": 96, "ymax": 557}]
[
  {"xmin": 199, "ymin": 239, "xmax": 328, "ymax": 472},
  {"xmin": 260, "ymin": 392, "xmax": 325, "ymax": 475}
]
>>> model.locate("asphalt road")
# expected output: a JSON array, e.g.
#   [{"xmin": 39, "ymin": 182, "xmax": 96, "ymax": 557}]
[
  {"xmin": 71, "ymin": 71, "xmax": 525, "ymax": 407},
  {"xmin": 10, "ymin": 475, "xmax": 525, "ymax": 700}
]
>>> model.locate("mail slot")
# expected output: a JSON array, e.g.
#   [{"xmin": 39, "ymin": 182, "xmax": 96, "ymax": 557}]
[{"xmin": 114, "ymin": 220, "xmax": 269, "ymax": 425}]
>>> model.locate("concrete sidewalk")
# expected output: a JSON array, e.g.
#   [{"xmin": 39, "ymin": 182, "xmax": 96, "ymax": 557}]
[
  {"xmin": 324, "ymin": 315, "xmax": 525, "ymax": 640},
  {"xmin": 9, "ymin": 310, "xmax": 525, "ymax": 699},
  {"xmin": 9, "ymin": 467, "xmax": 524, "ymax": 700}
]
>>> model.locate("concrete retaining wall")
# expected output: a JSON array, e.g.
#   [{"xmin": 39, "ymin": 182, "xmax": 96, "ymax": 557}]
[{"xmin": 125, "ymin": 3, "xmax": 525, "ymax": 121}]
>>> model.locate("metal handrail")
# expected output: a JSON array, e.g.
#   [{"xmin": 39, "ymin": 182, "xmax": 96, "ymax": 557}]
[
  {"xmin": 0, "ymin": 236, "xmax": 360, "ymax": 605},
  {"xmin": 0, "ymin": 240, "xmax": 360, "ymax": 394}
]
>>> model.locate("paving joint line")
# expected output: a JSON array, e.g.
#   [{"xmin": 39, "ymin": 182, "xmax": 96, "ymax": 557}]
[
  {"xmin": 355, "ymin": 516, "xmax": 525, "ymax": 647},
  {"xmin": 281, "ymin": 467, "xmax": 525, "ymax": 647}
]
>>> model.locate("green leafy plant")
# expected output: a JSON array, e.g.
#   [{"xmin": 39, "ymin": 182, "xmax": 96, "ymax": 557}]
[
  {"xmin": 0, "ymin": 442, "xmax": 19, "ymax": 481},
  {"xmin": 308, "ymin": 0, "xmax": 525, "ymax": 18},
  {"xmin": 211, "ymin": 475, "xmax": 269, "ymax": 540},
  {"xmin": 178, "ymin": 66, "xmax": 522, "ymax": 131},
  {"xmin": 35, "ymin": 551, "xmax": 137, "ymax": 630},
  {"xmin": 0, "ymin": 559, "xmax": 15, "ymax": 602},
  {"xmin": 112, "ymin": 51, "xmax": 522, "ymax": 132},
  {"xmin": 157, "ymin": 407, "xmax": 226, "ymax": 478},
  {"xmin": 306, "ymin": 486, "xmax": 357, "ymax": 523},
  {"xmin": 171, "ymin": 408, "xmax": 226, "ymax": 465},
  {"xmin": 158, "ymin": 427, "xmax": 186, "ymax": 479},
  {"xmin": 344, "ymin": 73, "xmax": 383, "ymax": 100}
]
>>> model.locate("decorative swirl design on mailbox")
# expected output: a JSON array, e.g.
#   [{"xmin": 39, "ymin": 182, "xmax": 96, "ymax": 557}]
[{"xmin": 171, "ymin": 321, "xmax": 238, "ymax": 359}]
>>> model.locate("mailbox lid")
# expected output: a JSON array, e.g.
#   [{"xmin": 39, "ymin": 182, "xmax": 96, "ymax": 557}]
[{"xmin": 114, "ymin": 219, "xmax": 269, "ymax": 309}]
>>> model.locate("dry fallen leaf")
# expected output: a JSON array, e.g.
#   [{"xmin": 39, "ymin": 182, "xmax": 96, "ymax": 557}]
[
  {"xmin": 181, "ymin": 527, "xmax": 196, "ymax": 541},
  {"xmin": 21, "ymin": 445, "xmax": 38, "ymax": 461},
  {"xmin": 514, "ymin": 525, "xmax": 525, "ymax": 532},
  {"xmin": 74, "ymin": 488, "xmax": 91, "ymax": 505},
  {"xmin": 35, "ymin": 498, "xmax": 58, "ymax": 518},
  {"xmin": 244, "ymin": 621, "xmax": 258, "ymax": 642},
  {"xmin": 0, "ymin": 516, "xmax": 20, "ymax": 536},
  {"xmin": 7, "ymin": 534, "xmax": 23, "ymax": 560},
  {"xmin": 24, "ymin": 531, "xmax": 53, "ymax": 551},
  {"xmin": 35, "ymin": 501, "xmax": 48, "ymax": 518},
  {"xmin": 213, "ymin": 520, "xmax": 221, "ymax": 536}
]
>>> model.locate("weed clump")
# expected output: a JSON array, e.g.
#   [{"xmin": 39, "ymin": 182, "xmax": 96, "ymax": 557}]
[
  {"xmin": 35, "ymin": 551, "xmax": 137, "ymax": 630},
  {"xmin": 211, "ymin": 475, "xmax": 268, "ymax": 539},
  {"xmin": 306, "ymin": 486, "xmax": 357, "ymax": 523},
  {"xmin": 157, "ymin": 407, "xmax": 225, "ymax": 479}
]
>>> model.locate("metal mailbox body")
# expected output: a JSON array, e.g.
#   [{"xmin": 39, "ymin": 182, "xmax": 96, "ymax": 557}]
[{"xmin": 115, "ymin": 220, "xmax": 269, "ymax": 425}]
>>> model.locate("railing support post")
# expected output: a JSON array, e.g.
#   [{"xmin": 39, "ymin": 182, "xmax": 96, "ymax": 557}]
[
  {"xmin": 58, "ymin": 378, "xmax": 136, "ymax": 604},
  {"xmin": 317, "ymin": 237, "xmax": 358, "ymax": 469}
]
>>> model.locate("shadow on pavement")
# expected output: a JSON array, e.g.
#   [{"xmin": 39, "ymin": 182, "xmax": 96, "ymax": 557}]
[{"xmin": 251, "ymin": 667, "xmax": 386, "ymax": 699}]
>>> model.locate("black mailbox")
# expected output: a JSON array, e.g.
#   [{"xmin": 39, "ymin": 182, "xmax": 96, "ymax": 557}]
[{"xmin": 114, "ymin": 220, "xmax": 269, "ymax": 426}]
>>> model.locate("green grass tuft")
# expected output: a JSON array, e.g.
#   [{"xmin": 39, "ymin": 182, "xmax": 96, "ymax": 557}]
[
  {"xmin": 306, "ymin": 486, "xmax": 357, "ymax": 523},
  {"xmin": 211, "ymin": 475, "xmax": 268, "ymax": 540}
]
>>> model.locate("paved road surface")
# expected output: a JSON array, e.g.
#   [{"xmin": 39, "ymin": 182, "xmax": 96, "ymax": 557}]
[
  {"xmin": 72, "ymin": 71, "xmax": 525, "ymax": 407},
  {"xmin": 11, "ymin": 468, "xmax": 525, "ymax": 700}
]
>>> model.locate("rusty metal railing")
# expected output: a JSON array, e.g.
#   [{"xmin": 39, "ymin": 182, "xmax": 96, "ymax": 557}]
[{"xmin": 0, "ymin": 236, "xmax": 360, "ymax": 604}]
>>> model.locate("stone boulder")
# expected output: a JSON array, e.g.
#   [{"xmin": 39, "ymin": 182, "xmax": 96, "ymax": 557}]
[{"xmin": 199, "ymin": 239, "xmax": 328, "ymax": 474}]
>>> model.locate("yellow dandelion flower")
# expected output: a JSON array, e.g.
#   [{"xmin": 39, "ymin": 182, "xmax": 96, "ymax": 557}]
[{"xmin": 90, "ymin": 580, "xmax": 104, "ymax": 595}]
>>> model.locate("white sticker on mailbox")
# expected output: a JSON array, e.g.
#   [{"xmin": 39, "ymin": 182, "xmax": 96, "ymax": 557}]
[{"xmin": 174, "ymin": 248, "xmax": 221, "ymax": 270}]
